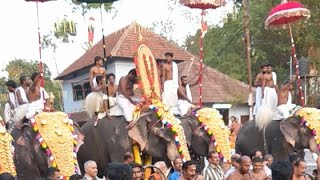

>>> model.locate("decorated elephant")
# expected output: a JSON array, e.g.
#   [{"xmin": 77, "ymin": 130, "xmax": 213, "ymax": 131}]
[
  {"xmin": 10, "ymin": 109, "xmax": 83, "ymax": 179},
  {"xmin": 236, "ymin": 107, "xmax": 320, "ymax": 161},
  {"xmin": 179, "ymin": 108, "xmax": 232, "ymax": 164},
  {"xmin": 77, "ymin": 110, "xmax": 186, "ymax": 178}
]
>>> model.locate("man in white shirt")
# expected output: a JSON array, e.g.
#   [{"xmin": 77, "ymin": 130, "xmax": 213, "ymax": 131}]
[
  {"xmin": 83, "ymin": 160, "xmax": 98, "ymax": 180},
  {"xmin": 4, "ymin": 80, "xmax": 17, "ymax": 128},
  {"xmin": 15, "ymin": 76, "xmax": 31, "ymax": 107}
]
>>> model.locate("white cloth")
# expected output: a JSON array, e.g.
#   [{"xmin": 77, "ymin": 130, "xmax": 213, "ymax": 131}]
[
  {"xmin": 8, "ymin": 92, "xmax": 17, "ymax": 109},
  {"xmin": 92, "ymin": 77, "xmax": 97, "ymax": 87},
  {"xmin": 15, "ymin": 87, "xmax": 29, "ymax": 107},
  {"xmin": 116, "ymin": 94, "xmax": 135, "ymax": 122},
  {"xmin": 25, "ymin": 100, "xmax": 45, "ymax": 119},
  {"xmin": 162, "ymin": 80, "xmax": 178, "ymax": 108},
  {"xmin": 272, "ymin": 72, "xmax": 277, "ymax": 86},
  {"xmin": 108, "ymin": 96, "xmax": 117, "ymax": 107},
  {"xmin": 264, "ymin": 165, "xmax": 272, "ymax": 177},
  {"xmin": 177, "ymin": 84, "xmax": 193, "ymax": 116},
  {"xmin": 177, "ymin": 100, "xmax": 192, "ymax": 116},
  {"xmin": 186, "ymin": 84, "xmax": 192, "ymax": 102},
  {"xmin": 4, "ymin": 103, "xmax": 14, "ymax": 123},
  {"xmin": 276, "ymin": 103, "xmax": 297, "ymax": 119},
  {"xmin": 172, "ymin": 62, "xmax": 178, "ymax": 85},
  {"xmin": 40, "ymin": 87, "xmax": 49, "ymax": 101},
  {"xmin": 262, "ymin": 87, "xmax": 278, "ymax": 112},
  {"xmin": 253, "ymin": 87, "xmax": 262, "ymax": 115},
  {"xmin": 287, "ymin": 92, "xmax": 292, "ymax": 105}
]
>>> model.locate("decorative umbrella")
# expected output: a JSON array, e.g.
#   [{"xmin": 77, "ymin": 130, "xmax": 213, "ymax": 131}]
[
  {"xmin": 77, "ymin": 0, "xmax": 118, "ymax": 106},
  {"xmin": 88, "ymin": 16, "xmax": 95, "ymax": 47},
  {"xmin": 265, "ymin": 0, "xmax": 310, "ymax": 107},
  {"xmin": 180, "ymin": 0, "xmax": 225, "ymax": 107},
  {"xmin": 77, "ymin": 0, "xmax": 118, "ymax": 66},
  {"xmin": 25, "ymin": 0, "xmax": 55, "ymax": 109}
]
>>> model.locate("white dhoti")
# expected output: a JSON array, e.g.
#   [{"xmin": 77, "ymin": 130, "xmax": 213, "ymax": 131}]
[
  {"xmin": 276, "ymin": 104, "xmax": 298, "ymax": 119},
  {"xmin": 92, "ymin": 77, "xmax": 97, "ymax": 87},
  {"xmin": 108, "ymin": 96, "xmax": 117, "ymax": 107},
  {"xmin": 26, "ymin": 100, "xmax": 45, "ymax": 119},
  {"xmin": 253, "ymin": 87, "xmax": 262, "ymax": 115},
  {"xmin": 262, "ymin": 87, "xmax": 278, "ymax": 112},
  {"xmin": 162, "ymin": 80, "xmax": 178, "ymax": 108},
  {"xmin": 177, "ymin": 100, "xmax": 192, "ymax": 116},
  {"xmin": 4, "ymin": 103, "xmax": 14, "ymax": 123},
  {"xmin": 116, "ymin": 94, "xmax": 135, "ymax": 122}
]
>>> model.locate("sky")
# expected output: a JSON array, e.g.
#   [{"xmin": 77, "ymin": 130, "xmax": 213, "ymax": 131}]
[{"xmin": 0, "ymin": 0, "xmax": 234, "ymax": 78}]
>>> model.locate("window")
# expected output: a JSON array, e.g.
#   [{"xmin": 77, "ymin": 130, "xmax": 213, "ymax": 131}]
[
  {"xmin": 83, "ymin": 82, "xmax": 91, "ymax": 97},
  {"xmin": 72, "ymin": 83, "xmax": 84, "ymax": 101}
]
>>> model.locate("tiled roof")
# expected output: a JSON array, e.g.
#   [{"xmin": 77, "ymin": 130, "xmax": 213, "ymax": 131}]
[
  {"xmin": 178, "ymin": 61, "xmax": 252, "ymax": 104},
  {"xmin": 56, "ymin": 21, "xmax": 195, "ymax": 80}
]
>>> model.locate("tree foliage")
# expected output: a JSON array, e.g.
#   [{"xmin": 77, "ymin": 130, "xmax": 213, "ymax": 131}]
[{"xmin": 184, "ymin": 0, "xmax": 320, "ymax": 85}]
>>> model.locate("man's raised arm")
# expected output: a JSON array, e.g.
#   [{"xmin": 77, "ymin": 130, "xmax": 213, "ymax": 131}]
[
  {"xmin": 281, "ymin": 75, "xmax": 296, "ymax": 91},
  {"xmin": 189, "ymin": 76, "xmax": 201, "ymax": 88},
  {"xmin": 30, "ymin": 66, "xmax": 43, "ymax": 92}
]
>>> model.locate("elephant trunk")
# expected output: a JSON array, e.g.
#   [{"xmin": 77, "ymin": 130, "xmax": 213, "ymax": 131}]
[
  {"xmin": 309, "ymin": 138, "xmax": 320, "ymax": 155},
  {"xmin": 167, "ymin": 142, "xmax": 179, "ymax": 161}
]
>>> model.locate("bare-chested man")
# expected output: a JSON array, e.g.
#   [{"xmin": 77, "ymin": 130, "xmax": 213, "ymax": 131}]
[
  {"xmin": 26, "ymin": 66, "xmax": 53, "ymax": 112},
  {"xmin": 176, "ymin": 76, "xmax": 199, "ymax": 116},
  {"xmin": 276, "ymin": 75, "xmax": 297, "ymax": 118},
  {"xmin": 116, "ymin": 69, "xmax": 137, "ymax": 122},
  {"xmin": 93, "ymin": 75, "xmax": 111, "ymax": 120},
  {"xmin": 293, "ymin": 159, "xmax": 309, "ymax": 180},
  {"xmin": 106, "ymin": 73, "xmax": 118, "ymax": 110},
  {"xmin": 16, "ymin": 76, "xmax": 31, "ymax": 107},
  {"xmin": 253, "ymin": 65, "xmax": 267, "ymax": 115},
  {"xmin": 161, "ymin": 52, "xmax": 179, "ymax": 108},
  {"xmin": 227, "ymin": 156, "xmax": 253, "ymax": 180},
  {"xmin": 89, "ymin": 56, "xmax": 106, "ymax": 90},
  {"xmin": 250, "ymin": 157, "xmax": 270, "ymax": 180},
  {"xmin": 261, "ymin": 64, "xmax": 278, "ymax": 112}
]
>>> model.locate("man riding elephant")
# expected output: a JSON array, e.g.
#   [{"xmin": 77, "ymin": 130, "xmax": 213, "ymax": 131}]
[{"xmin": 117, "ymin": 68, "xmax": 141, "ymax": 122}]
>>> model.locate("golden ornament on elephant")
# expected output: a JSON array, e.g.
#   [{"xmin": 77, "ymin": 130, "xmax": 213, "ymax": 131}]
[
  {"xmin": 0, "ymin": 124, "xmax": 16, "ymax": 177},
  {"xmin": 192, "ymin": 108, "xmax": 232, "ymax": 163},
  {"xmin": 31, "ymin": 112, "xmax": 78, "ymax": 178}
]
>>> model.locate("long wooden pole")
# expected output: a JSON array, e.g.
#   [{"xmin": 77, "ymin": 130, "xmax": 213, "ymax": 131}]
[{"xmin": 243, "ymin": 0, "xmax": 253, "ymax": 120}]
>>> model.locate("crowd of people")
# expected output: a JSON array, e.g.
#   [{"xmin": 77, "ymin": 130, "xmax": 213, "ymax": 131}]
[{"xmin": 0, "ymin": 149, "xmax": 314, "ymax": 180}]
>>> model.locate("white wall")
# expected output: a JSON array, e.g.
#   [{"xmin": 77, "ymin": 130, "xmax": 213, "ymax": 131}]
[
  {"xmin": 61, "ymin": 81, "xmax": 84, "ymax": 113},
  {"xmin": 115, "ymin": 60, "xmax": 136, "ymax": 84},
  {"xmin": 229, "ymin": 104, "xmax": 250, "ymax": 121}
]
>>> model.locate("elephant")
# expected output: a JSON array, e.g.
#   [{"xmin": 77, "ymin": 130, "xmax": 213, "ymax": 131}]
[
  {"xmin": 10, "ymin": 111, "xmax": 83, "ymax": 179},
  {"xmin": 180, "ymin": 114, "xmax": 214, "ymax": 157},
  {"xmin": 235, "ymin": 117, "xmax": 320, "ymax": 161},
  {"xmin": 77, "ymin": 111, "xmax": 182, "ymax": 178}
]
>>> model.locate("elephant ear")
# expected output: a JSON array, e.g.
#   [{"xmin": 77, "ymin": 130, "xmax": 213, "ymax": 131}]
[
  {"xmin": 127, "ymin": 112, "xmax": 152, "ymax": 151},
  {"xmin": 280, "ymin": 117, "xmax": 301, "ymax": 147}
]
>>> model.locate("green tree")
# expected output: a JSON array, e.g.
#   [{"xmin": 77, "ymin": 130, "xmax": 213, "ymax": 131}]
[
  {"xmin": 184, "ymin": 0, "xmax": 320, "ymax": 85},
  {"xmin": 5, "ymin": 59, "xmax": 63, "ymax": 111}
]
